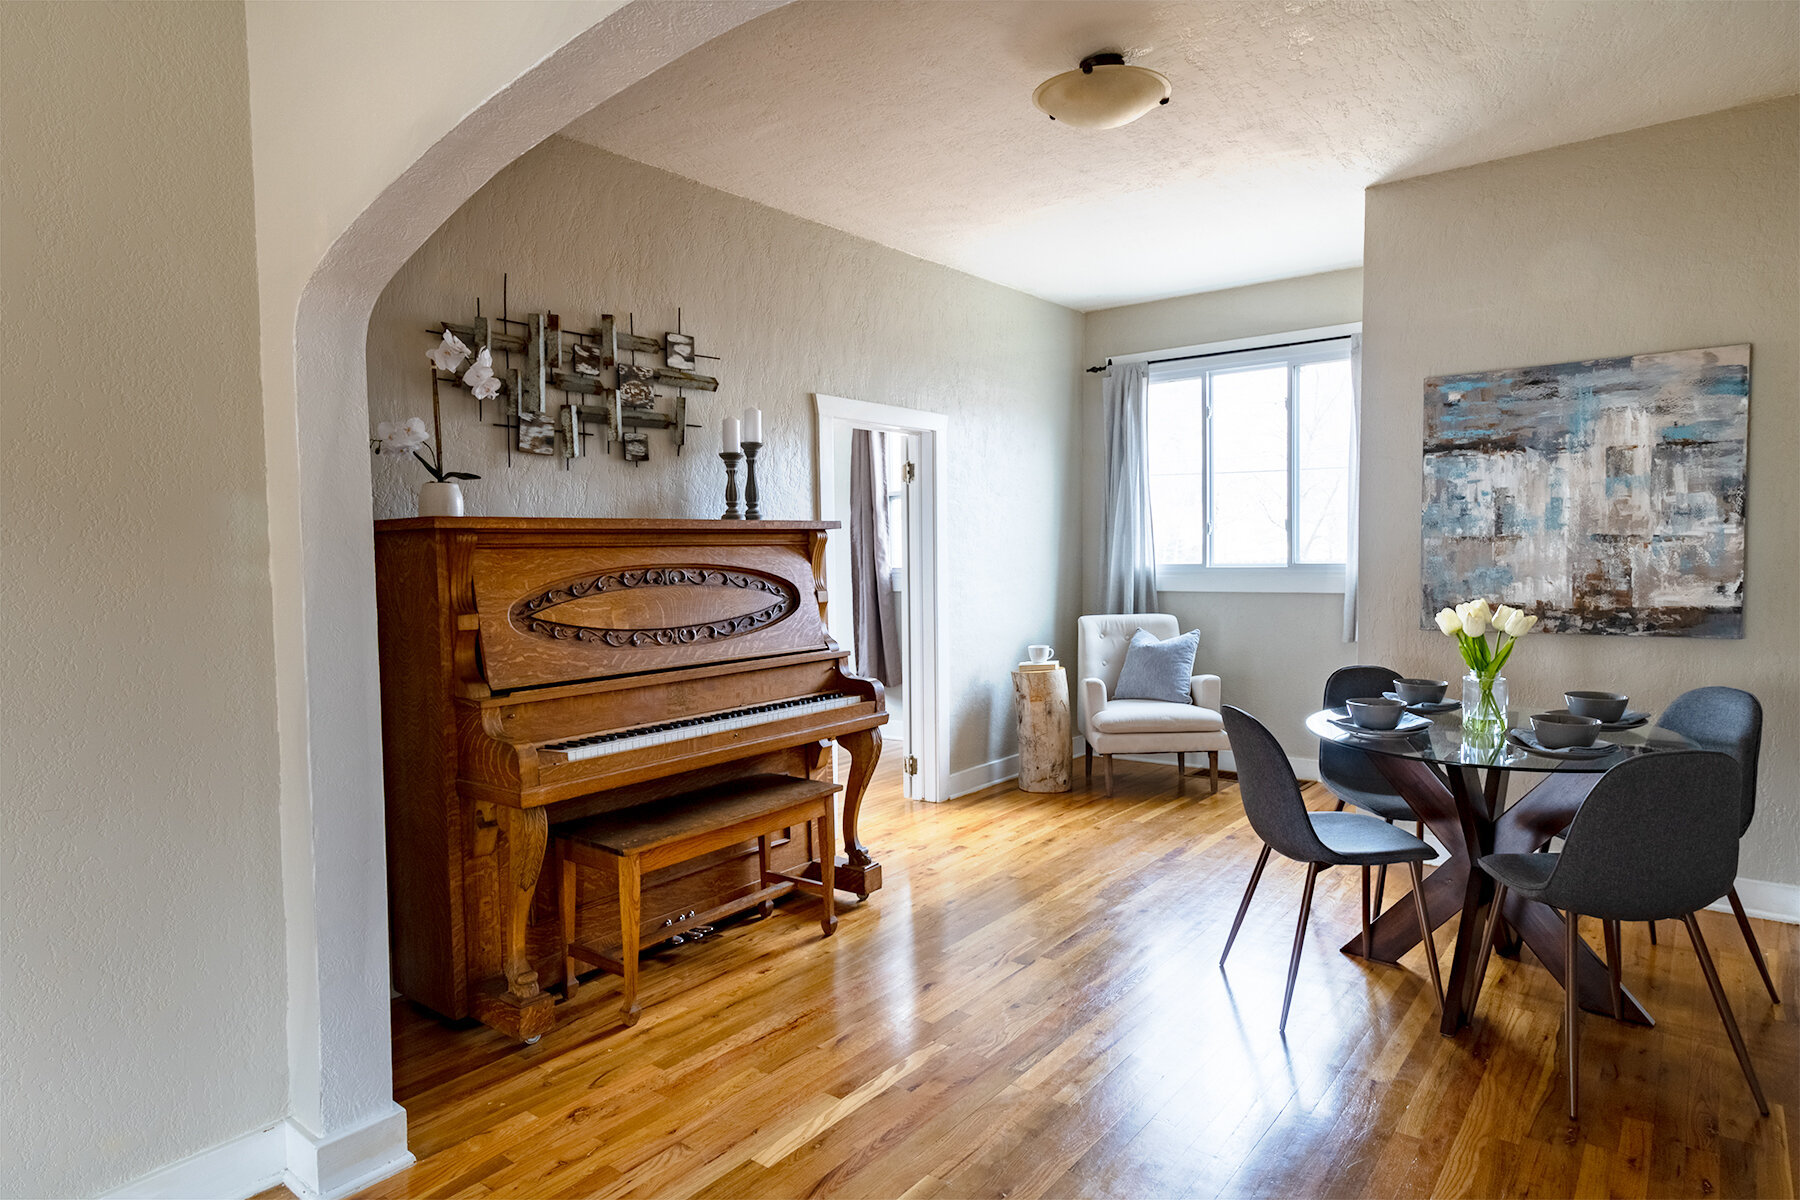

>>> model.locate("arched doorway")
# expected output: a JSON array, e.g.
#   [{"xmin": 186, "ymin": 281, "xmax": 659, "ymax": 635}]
[{"xmin": 269, "ymin": 5, "xmax": 787, "ymax": 1191}]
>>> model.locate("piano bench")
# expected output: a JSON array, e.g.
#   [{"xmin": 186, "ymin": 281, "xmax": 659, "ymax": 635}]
[{"xmin": 554, "ymin": 773, "xmax": 842, "ymax": 1027}]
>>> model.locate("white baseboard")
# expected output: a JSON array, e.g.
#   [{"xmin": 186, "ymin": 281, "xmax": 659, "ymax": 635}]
[
  {"xmin": 948, "ymin": 752, "xmax": 1020, "ymax": 799},
  {"xmin": 1708, "ymin": 877, "xmax": 1800, "ymax": 925},
  {"xmin": 105, "ymin": 1122, "xmax": 285, "ymax": 1199},
  {"xmin": 104, "ymin": 1105, "xmax": 411, "ymax": 1200}
]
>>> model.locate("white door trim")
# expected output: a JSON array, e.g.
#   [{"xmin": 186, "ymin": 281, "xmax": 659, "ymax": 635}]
[{"xmin": 814, "ymin": 394, "xmax": 950, "ymax": 804}]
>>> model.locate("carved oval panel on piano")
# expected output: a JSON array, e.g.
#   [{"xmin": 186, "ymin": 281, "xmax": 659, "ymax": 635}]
[
  {"xmin": 470, "ymin": 540, "xmax": 831, "ymax": 691},
  {"xmin": 512, "ymin": 567, "xmax": 795, "ymax": 646}
]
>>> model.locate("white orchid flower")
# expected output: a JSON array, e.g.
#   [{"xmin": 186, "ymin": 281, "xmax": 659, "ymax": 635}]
[
  {"xmin": 375, "ymin": 417, "xmax": 431, "ymax": 456},
  {"xmin": 1434, "ymin": 607, "xmax": 1462, "ymax": 636},
  {"xmin": 463, "ymin": 346, "xmax": 502, "ymax": 401},
  {"xmin": 427, "ymin": 329, "xmax": 470, "ymax": 373}
]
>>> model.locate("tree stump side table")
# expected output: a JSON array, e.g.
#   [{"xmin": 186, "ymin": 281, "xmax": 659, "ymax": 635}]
[{"xmin": 1013, "ymin": 662, "xmax": 1072, "ymax": 793}]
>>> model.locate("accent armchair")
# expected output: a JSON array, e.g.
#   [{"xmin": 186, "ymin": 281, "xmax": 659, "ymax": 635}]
[{"xmin": 1078, "ymin": 613, "xmax": 1227, "ymax": 797}]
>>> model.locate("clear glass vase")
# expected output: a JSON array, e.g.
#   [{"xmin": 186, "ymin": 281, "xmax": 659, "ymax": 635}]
[{"xmin": 1462, "ymin": 670, "xmax": 1508, "ymax": 750}]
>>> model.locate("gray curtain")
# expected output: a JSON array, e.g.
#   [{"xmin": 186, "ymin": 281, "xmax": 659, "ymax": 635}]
[
  {"xmin": 850, "ymin": 429, "xmax": 902, "ymax": 686},
  {"xmin": 1342, "ymin": 332, "xmax": 1363, "ymax": 642},
  {"xmin": 1102, "ymin": 362, "xmax": 1157, "ymax": 613}
]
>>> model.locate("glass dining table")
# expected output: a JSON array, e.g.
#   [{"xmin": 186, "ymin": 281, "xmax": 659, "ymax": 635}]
[{"xmin": 1305, "ymin": 705, "xmax": 1696, "ymax": 1036}]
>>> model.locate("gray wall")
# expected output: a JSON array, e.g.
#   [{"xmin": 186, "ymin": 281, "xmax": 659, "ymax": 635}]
[
  {"xmin": 0, "ymin": 2, "xmax": 287, "ymax": 1194},
  {"xmin": 1359, "ymin": 98, "xmax": 1799, "ymax": 887},
  {"xmin": 1081, "ymin": 269, "xmax": 1364, "ymax": 756},
  {"xmin": 368, "ymin": 136, "xmax": 1086, "ymax": 776}
]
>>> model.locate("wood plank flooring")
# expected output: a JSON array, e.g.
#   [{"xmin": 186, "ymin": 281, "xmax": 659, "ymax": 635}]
[{"xmin": 357, "ymin": 758, "xmax": 1797, "ymax": 1199}]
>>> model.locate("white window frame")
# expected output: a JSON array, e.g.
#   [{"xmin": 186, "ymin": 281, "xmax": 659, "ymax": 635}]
[{"xmin": 1123, "ymin": 322, "xmax": 1360, "ymax": 594}]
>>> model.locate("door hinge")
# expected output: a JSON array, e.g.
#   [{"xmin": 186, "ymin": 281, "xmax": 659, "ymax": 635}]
[
  {"xmin": 902, "ymin": 460, "xmax": 916, "ymax": 484},
  {"xmin": 904, "ymin": 755, "xmax": 918, "ymax": 775}
]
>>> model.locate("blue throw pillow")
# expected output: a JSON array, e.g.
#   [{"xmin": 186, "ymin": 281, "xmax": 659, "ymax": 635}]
[{"xmin": 1112, "ymin": 627, "xmax": 1200, "ymax": 703}]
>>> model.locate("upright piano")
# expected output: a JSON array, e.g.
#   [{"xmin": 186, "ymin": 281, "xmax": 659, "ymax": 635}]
[{"xmin": 373, "ymin": 518, "xmax": 886, "ymax": 1041}]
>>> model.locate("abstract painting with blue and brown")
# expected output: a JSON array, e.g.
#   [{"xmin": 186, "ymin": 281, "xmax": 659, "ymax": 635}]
[{"xmin": 1420, "ymin": 344, "xmax": 1749, "ymax": 637}]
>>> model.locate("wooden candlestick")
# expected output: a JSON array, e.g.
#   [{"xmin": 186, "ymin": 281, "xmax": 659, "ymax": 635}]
[
  {"xmin": 742, "ymin": 441, "xmax": 763, "ymax": 520},
  {"xmin": 720, "ymin": 451, "xmax": 743, "ymax": 519}
]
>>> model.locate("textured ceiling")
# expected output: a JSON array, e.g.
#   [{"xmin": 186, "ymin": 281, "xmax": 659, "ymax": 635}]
[{"xmin": 562, "ymin": 0, "xmax": 1800, "ymax": 311}]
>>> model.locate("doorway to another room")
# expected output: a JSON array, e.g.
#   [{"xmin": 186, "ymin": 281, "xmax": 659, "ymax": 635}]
[{"xmin": 814, "ymin": 394, "xmax": 948, "ymax": 803}]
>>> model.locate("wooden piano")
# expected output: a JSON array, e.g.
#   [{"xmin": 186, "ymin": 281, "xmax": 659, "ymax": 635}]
[{"xmin": 373, "ymin": 517, "xmax": 886, "ymax": 1041}]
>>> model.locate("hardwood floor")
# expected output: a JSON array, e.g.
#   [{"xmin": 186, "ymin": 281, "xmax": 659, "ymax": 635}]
[{"xmin": 358, "ymin": 758, "xmax": 1796, "ymax": 1199}]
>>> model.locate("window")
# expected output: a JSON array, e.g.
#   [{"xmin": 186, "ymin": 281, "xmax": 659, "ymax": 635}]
[{"xmin": 1146, "ymin": 335, "xmax": 1353, "ymax": 592}]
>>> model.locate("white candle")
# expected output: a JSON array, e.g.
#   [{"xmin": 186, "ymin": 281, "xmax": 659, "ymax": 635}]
[
  {"xmin": 721, "ymin": 416, "xmax": 740, "ymax": 454},
  {"xmin": 742, "ymin": 407, "xmax": 762, "ymax": 444}
]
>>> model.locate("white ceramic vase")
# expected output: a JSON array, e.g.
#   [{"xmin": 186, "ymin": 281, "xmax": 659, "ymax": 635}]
[{"xmin": 418, "ymin": 480, "xmax": 465, "ymax": 517}]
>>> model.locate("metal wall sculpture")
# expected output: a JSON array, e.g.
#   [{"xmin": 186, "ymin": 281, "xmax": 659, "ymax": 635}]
[{"xmin": 430, "ymin": 281, "xmax": 716, "ymax": 467}]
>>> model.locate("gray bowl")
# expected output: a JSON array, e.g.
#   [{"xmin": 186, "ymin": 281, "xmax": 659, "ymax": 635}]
[
  {"xmin": 1395, "ymin": 677, "xmax": 1449, "ymax": 705},
  {"xmin": 1346, "ymin": 697, "xmax": 1406, "ymax": 730},
  {"xmin": 1531, "ymin": 711, "xmax": 1602, "ymax": 748},
  {"xmin": 1564, "ymin": 690, "xmax": 1629, "ymax": 723}
]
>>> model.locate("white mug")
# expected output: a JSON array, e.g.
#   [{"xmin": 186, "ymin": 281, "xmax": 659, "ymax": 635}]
[{"xmin": 1027, "ymin": 644, "xmax": 1055, "ymax": 663}]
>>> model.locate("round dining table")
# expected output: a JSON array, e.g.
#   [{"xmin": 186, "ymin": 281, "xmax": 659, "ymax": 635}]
[{"xmin": 1305, "ymin": 705, "xmax": 1696, "ymax": 1036}]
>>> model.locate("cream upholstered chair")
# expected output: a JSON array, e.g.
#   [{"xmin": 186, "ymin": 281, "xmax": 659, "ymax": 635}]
[{"xmin": 1078, "ymin": 613, "xmax": 1227, "ymax": 797}]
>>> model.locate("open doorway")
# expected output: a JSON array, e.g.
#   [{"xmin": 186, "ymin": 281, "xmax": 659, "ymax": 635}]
[{"xmin": 814, "ymin": 394, "xmax": 948, "ymax": 803}]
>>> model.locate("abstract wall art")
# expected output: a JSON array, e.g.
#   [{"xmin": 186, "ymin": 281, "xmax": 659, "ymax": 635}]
[{"xmin": 1420, "ymin": 344, "xmax": 1749, "ymax": 637}]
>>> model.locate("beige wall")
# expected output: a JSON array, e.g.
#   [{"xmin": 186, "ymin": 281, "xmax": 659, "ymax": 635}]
[
  {"xmin": 1360, "ymin": 98, "xmax": 1799, "ymax": 887},
  {"xmin": 1080, "ymin": 270, "xmax": 1364, "ymax": 754},
  {"xmin": 0, "ymin": 3, "xmax": 286, "ymax": 1195},
  {"xmin": 368, "ymin": 136, "xmax": 1086, "ymax": 774}
]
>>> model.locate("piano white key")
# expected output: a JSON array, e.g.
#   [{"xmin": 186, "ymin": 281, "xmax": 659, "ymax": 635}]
[{"xmin": 546, "ymin": 693, "xmax": 861, "ymax": 763}]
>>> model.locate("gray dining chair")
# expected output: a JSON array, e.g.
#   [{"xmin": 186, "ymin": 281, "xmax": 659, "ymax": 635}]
[
  {"xmin": 1219, "ymin": 705, "xmax": 1443, "ymax": 1033},
  {"xmin": 1473, "ymin": 751, "xmax": 1767, "ymax": 1119},
  {"xmin": 1636, "ymin": 687, "xmax": 1778, "ymax": 1003},
  {"xmin": 1320, "ymin": 665, "xmax": 1421, "ymax": 918}
]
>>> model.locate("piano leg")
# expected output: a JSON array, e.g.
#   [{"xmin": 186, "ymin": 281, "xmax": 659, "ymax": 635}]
[
  {"xmin": 835, "ymin": 727, "xmax": 884, "ymax": 899},
  {"xmin": 474, "ymin": 803, "xmax": 557, "ymax": 1043}
]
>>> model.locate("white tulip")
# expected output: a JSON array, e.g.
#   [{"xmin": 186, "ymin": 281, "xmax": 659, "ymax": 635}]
[
  {"xmin": 1459, "ymin": 598, "xmax": 1491, "ymax": 637},
  {"xmin": 1494, "ymin": 604, "xmax": 1519, "ymax": 631},
  {"xmin": 1505, "ymin": 611, "xmax": 1537, "ymax": 638},
  {"xmin": 1435, "ymin": 607, "xmax": 1462, "ymax": 636}
]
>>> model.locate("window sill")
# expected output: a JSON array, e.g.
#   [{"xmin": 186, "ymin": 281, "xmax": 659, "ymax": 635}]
[{"xmin": 1156, "ymin": 565, "xmax": 1345, "ymax": 594}]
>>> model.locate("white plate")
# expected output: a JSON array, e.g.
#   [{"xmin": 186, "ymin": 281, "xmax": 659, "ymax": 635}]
[
  {"xmin": 1506, "ymin": 731, "xmax": 1618, "ymax": 759},
  {"xmin": 1329, "ymin": 712, "xmax": 1432, "ymax": 738}
]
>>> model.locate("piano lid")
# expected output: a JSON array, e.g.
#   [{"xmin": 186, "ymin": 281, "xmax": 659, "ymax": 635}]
[{"xmin": 468, "ymin": 535, "xmax": 833, "ymax": 692}]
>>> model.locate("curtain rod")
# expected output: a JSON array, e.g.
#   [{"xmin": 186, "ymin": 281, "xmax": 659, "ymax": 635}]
[{"xmin": 1085, "ymin": 332, "xmax": 1353, "ymax": 373}]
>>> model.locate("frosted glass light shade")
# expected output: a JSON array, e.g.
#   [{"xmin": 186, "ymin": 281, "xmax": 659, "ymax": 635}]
[{"xmin": 1032, "ymin": 56, "xmax": 1171, "ymax": 129}]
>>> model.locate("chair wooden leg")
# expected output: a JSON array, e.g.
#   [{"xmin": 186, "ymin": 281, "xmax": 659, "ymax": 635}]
[
  {"xmin": 1333, "ymin": 798, "xmax": 1346, "ymax": 812},
  {"xmin": 1647, "ymin": 920, "xmax": 1657, "ymax": 945},
  {"xmin": 1565, "ymin": 910, "xmax": 1581, "ymax": 1119},
  {"xmin": 1085, "ymin": 741, "xmax": 1093, "ymax": 779},
  {"xmin": 1726, "ymin": 887, "xmax": 1782, "ymax": 1003},
  {"xmin": 1103, "ymin": 754, "xmax": 1114, "ymax": 797},
  {"xmin": 1408, "ymin": 860, "xmax": 1443, "ymax": 1009},
  {"xmin": 1371, "ymin": 821, "xmax": 1392, "ymax": 918},
  {"xmin": 1280, "ymin": 862, "xmax": 1321, "ymax": 1034},
  {"xmin": 559, "ymin": 842, "xmax": 579, "ymax": 1000},
  {"xmin": 1361, "ymin": 865, "xmax": 1372, "ymax": 955},
  {"xmin": 1470, "ymin": 882, "xmax": 1509, "ymax": 1020},
  {"xmin": 1208, "ymin": 751, "xmax": 1219, "ymax": 795},
  {"xmin": 757, "ymin": 833, "xmax": 775, "ymax": 920},
  {"xmin": 1220, "ymin": 843, "xmax": 1272, "ymax": 966},
  {"xmin": 1683, "ymin": 912, "xmax": 1770, "ymax": 1115},
  {"xmin": 1603, "ymin": 920, "xmax": 1624, "ymax": 1020}
]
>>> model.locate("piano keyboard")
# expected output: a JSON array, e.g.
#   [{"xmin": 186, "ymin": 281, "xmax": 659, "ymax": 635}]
[{"xmin": 542, "ymin": 693, "xmax": 860, "ymax": 763}]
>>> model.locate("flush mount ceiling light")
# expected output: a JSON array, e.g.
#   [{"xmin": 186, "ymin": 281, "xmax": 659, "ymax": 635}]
[{"xmin": 1032, "ymin": 52, "xmax": 1171, "ymax": 129}]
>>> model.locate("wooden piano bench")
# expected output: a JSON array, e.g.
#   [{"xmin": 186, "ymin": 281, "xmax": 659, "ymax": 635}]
[{"xmin": 555, "ymin": 773, "xmax": 842, "ymax": 1027}]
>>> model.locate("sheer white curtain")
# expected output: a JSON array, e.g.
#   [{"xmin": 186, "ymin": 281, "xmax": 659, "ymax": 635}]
[
  {"xmin": 1102, "ymin": 362, "xmax": 1157, "ymax": 614},
  {"xmin": 1342, "ymin": 332, "xmax": 1363, "ymax": 641}
]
